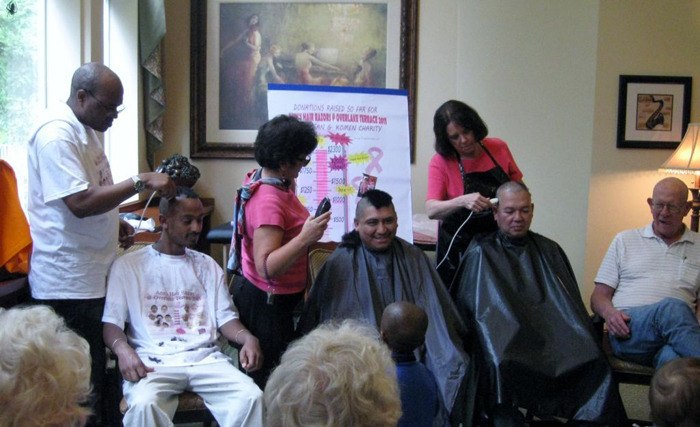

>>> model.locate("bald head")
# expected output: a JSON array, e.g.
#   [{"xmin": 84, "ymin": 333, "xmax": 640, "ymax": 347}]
[
  {"xmin": 648, "ymin": 177, "xmax": 691, "ymax": 244},
  {"xmin": 67, "ymin": 63, "xmax": 124, "ymax": 132},
  {"xmin": 652, "ymin": 177, "xmax": 689, "ymax": 201},
  {"xmin": 495, "ymin": 181, "xmax": 530, "ymax": 201},
  {"xmin": 68, "ymin": 63, "xmax": 120, "ymax": 101},
  {"xmin": 380, "ymin": 301, "xmax": 428, "ymax": 353}
]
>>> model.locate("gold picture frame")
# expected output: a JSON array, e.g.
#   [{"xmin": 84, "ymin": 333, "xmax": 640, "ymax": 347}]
[{"xmin": 190, "ymin": 0, "xmax": 418, "ymax": 161}]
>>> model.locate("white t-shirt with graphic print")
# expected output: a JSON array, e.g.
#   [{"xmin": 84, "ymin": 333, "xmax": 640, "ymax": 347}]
[{"xmin": 103, "ymin": 245, "xmax": 238, "ymax": 366}]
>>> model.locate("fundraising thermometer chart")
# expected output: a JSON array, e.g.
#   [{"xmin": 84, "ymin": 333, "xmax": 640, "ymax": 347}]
[{"xmin": 268, "ymin": 84, "xmax": 412, "ymax": 243}]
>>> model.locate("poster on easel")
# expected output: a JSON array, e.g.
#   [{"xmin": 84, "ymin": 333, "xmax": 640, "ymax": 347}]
[{"xmin": 267, "ymin": 84, "xmax": 412, "ymax": 243}]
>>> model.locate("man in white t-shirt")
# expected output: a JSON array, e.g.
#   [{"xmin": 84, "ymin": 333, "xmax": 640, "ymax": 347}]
[
  {"xmin": 27, "ymin": 62, "xmax": 175, "ymax": 424},
  {"xmin": 592, "ymin": 177, "xmax": 700, "ymax": 368},
  {"xmin": 103, "ymin": 187, "xmax": 264, "ymax": 426}
]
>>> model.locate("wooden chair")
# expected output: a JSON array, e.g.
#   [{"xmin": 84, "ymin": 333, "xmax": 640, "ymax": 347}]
[
  {"xmin": 591, "ymin": 314, "xmax": 655, "ymax": 385},
  {"xmin": 306, "ymin": 241, "xmax": 338, "ymax": 298}
]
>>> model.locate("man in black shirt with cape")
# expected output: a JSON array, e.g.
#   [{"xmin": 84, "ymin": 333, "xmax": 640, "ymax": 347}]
[
  {"xmin": 299, "ymin": 190, "xmax": 471, "ymax": 426},
  {"xmin": 452, "ymin": 181, "xmax": 626, "ymax": 425}
]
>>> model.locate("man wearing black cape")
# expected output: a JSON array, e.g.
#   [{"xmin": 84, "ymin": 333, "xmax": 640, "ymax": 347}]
[
  {"xmin": 452, "ymin": 181, "xmax": 626, "ymax": 425},
  {"xmin": 299, "ymin": 189, "xmax": 471, "ymax": 426}
]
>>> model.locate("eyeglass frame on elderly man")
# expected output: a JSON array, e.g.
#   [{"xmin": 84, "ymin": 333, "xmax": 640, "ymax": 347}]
[
  {"xmin": 85, "ymin": 89, "xmax": 125, "ymax": 114},
  {"xmin": 649, "ymin": 200, "xmax": 688, "ymax": 214}
]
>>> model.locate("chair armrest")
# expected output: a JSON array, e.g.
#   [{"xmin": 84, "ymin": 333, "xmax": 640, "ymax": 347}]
[{"xmin": 590, "ymin": 313, "xmax": 605, "ymax": 342}]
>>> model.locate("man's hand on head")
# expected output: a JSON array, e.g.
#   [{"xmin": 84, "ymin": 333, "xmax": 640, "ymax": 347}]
[{"xmin": 140, "ymin": 172, "xmax": 177, "ymax": 199}]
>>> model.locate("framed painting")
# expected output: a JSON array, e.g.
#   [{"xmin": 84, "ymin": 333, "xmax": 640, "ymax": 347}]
[
  {"xmin": 190, "ymin": 0, "xmax": 418, "ymax": 160},
  {"xmin": 616, "ymin": 75, "xmax": 692, "ymax": 149}
]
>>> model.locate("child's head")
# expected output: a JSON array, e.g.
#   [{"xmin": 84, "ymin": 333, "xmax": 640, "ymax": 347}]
[
  {"xmin": 380, "ymin": 301, "xmax": 428, "ymax": 353},
  {"xmin": 649, "ymin": 357, "xmax": 700, "ymax": 427}
]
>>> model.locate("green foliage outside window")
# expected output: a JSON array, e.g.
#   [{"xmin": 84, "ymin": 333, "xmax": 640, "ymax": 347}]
[{"xmin": 0, "ymin": 1, "xmax": 39, "ymax": 146}]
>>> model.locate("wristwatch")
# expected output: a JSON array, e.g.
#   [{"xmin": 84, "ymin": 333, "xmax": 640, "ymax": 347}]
[{"xmin": 131, "ymin": 175, "xmax": 146, "ymax": 193}]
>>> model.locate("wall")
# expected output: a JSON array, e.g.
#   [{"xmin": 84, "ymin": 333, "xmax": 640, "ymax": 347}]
[
  {"xmin": 161, "ymin": 1, "xmax": 699, "ymax": 303},
  {"xmin": 162, "ymin": 0, "xmax": 598, "ymax": 280},
  {"xmin": 583, "ymin": 1, "xmax": 700, "ymax": 304},
  {"xmin": 414, "ymin": 0, "xmax": 598, "ymax": 285}
]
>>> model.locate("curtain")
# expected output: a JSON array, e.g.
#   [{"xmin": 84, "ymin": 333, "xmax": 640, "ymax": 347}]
[{"xmin": 139, "ymin": 0, "xmax": 166, "ymax": 170}]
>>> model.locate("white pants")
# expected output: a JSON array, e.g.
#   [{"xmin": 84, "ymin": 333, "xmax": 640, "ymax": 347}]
[{"xmin": 122, "ymin": 360, "xmax": 263, "ymax": 427}]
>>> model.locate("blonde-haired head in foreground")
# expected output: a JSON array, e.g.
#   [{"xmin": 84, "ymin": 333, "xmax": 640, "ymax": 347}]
[
  {"xmin": 649, "ymin": 357, "xmax": 700, "ymax": 427},
  {"xmin": 0, "ymin": 305, "xmax": 91, "ymax": 427},
  {"xmin": 264, "ymin": 320, "xmax": 401, "ymax": 427}
]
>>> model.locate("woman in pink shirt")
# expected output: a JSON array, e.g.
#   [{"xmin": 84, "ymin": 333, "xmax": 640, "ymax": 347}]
[
  {"xmin": 232, "ymin": 115, "xmax": 330, "ymax": 388},
  {"xmin": 426, "ymin": 100, "xmax": 523, "ymax": 287}
]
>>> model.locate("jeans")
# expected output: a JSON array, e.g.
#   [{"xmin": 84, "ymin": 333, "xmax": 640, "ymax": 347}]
[{"xmin": 609, "ymin": 297, "xmax": 700, "ymax": 368}]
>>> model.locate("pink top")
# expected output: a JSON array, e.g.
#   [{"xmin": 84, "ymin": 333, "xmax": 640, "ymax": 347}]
[
  {"xmin": 241, "ymin": 178, "xmax": 309, "ymax": 294},
  {"xmin": 426, "ymin": 137, "xmax": 523, "ymax": 201}
]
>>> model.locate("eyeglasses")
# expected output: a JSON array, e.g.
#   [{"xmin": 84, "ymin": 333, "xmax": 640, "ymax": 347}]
[
  {"xmin": 85, "ymin": 90, "xmax": 125, "ymax": 114},
  {"xmin": 297, "ymin": 155, "xmax": 311, "ymax": 166},
  {"xmin": 650, "ymin": 201, "xmax": 686, "ymax": 214}
]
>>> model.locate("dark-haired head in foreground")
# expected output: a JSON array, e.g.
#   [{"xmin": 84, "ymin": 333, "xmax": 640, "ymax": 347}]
[{"xmin": 381, "ymin": 301, "xmax": 428, "ymax": 354}]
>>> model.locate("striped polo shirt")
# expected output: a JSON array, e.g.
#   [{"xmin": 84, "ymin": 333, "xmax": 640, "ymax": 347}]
[{"xmin": 595, "ymin": 223, "xmax": 700, "ymax": 310}]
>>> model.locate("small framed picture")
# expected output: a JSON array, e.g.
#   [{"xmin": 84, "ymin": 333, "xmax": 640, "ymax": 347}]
[
  {"xmin": 357, "ymin": 173, "xmax": 377, "ymax": 197},
  {"xmin": 616, "ymin": 75, "xmax": 692, "ymax": 149}
]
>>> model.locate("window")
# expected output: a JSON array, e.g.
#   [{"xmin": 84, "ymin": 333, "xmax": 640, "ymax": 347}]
[
  {"xmin": 103, "ymin": 0, "xmax": 139, "ymax": 189},
  {"xmin": 0, "ymin": 0, "xmax": 43, "ymax": 210},
  {"xmin": 0, "ymin": 0, "xmax": 139, "ymax": 212}
]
